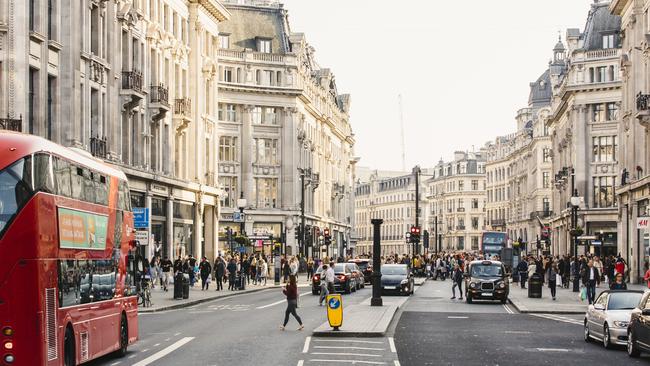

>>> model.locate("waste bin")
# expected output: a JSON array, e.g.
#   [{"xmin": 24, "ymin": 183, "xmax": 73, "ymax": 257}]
[
  {"xmin": 238, "ymin": 273, "xmax": 246, "ymax": 290},
  {"xmin": 182, "ymin": 274, "xmax": 190, "ymax": 299},
  {"xmin": 174, "ymin": 272, "xmax": 184, "ymax": 300},
  {"xmin": 528, "ymin": 273, "xmax": 542, "ymax": 298}
]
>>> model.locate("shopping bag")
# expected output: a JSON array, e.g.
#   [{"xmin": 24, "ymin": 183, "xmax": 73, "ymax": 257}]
[
  {"xmin": 579, "ymin": 286, "xmax": 587, "ymax": 301},
  {"xmin": 556, "ymin": 274, "xmax": 562, "ymax": 284}
]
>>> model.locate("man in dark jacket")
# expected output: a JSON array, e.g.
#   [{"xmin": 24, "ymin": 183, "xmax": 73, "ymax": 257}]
[
  {"xmin": 517, "ymin": 258, "xmax": 528, "ymax": 288},
  {"xmin": 227, "ymin": 258, "xmax": 238, "ymax": 291},
  {"xmin": 173, "ymin": 256, "xmax": 183, "ymax": 274},
  {"xmin": 451, "ymin": 264, "xmax": 464, "ymax": 300},
  {"xmin": 199, "ymin": 257, "xmax": 212, "ymax": 291},
  {"xmin": 214, "ymin": 257, "xmax": 225, "ymax": 291},
  {"xmin": 241, "ymin": 255, "xmax": 250, "ymax": 284},
  {"xmin": 581, "ymin": 260, "xmax": 600, "ymax": 304}
]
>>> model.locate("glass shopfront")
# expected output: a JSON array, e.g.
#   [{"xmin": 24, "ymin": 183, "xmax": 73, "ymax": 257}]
[
  {"xmin": 151, "ymin": 196, "xmax": 167, "ymax": 259},
  {"xmin": 173, "ymin": 201, "xmax": 195, "ymax": 258}
]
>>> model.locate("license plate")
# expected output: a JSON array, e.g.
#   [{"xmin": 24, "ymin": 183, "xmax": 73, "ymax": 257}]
[
  {"xmin": 384, "ymin": 286, "xmax": 396, "ymax": 290},
  {"xmin": 481, "ymin": 293, "xmax": 492, "ymax": 297}
]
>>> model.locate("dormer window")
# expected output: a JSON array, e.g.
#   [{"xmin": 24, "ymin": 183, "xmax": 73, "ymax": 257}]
[
  {"xmin": 602, "ymin": 34, "xmax": 615, "ymax": 49},
  {"xmin": 257, "ymin": 38, "xmax": 272, "ymax": 53}
]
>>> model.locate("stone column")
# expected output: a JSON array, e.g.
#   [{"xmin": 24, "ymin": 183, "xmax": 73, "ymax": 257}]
[
  {"xmin": 145, "ymin": 194, "xmax": 153, "ymax": 259},
  {"xmin": 167, "ymin": 198, "xmax": 174, "ymax": 259},
  {"xmin": 203, "ymin": 205, "xmax": 216, "ymax": 260},
  {"xmin": 194, "ymin": 195, "xmax": 203, "ymax": 259},
  {"xmin": 631, "ymin": 203, "xmax": 640, "ymax": 284},
  {"xmin": 242, "ymin": 105, "xmax": 254, "ymax": 204},
  {"xmin": 281, "ymin": 107, "xmax": 298, "ymax": 210},
  {"xmin": 573, "ymin": 105, "xmax": 588, "ymax": 197}
]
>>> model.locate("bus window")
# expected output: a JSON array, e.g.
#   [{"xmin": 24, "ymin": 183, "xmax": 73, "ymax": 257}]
[
  {"xmin": 78, "ymin": 260, "xmax": 93, "ymax": 304},
  {"xmin": 92, "ymin": 260, "xmax": 116, "ymax": 302},
  {"xmin": 58, "ymin": 260, "xmax": 79, "ymax": 307},
  {"xmin": 0, "ymin": 157, "xmax": 34, "ymax": 236},
  {"xmin": 94, "ymin": 174, "xmax": 109, "ymax": 206},
  {"xmin": 33, "ymin": 154, "xmax": 55, "ymax": 194},
  {"xmin": 70, "ymin": 165, "xmax": 84, "ymax": 201},
  {"xmin": 53, "ymin": 157, "xmax": 72, "ymax": 198},
  {"xmin": 117, "ymin": 181, "xmax": 131, "ymax": 211},
  {"xmin": 83, "ymin": 169, "xmax": 96, "ymax": 204}
]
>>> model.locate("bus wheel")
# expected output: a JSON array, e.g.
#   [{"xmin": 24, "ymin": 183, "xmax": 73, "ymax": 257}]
[
  {"xmin": 118, "ymin": 314, "xmax": 128, "ymax": 357},
  {"xmin": 64, "ymin": 326, "xmax": 76, "ymax": 366}
]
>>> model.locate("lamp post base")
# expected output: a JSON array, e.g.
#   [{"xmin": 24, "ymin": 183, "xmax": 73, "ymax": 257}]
[{"xmin": 371, "ymin": 297, "xmax": 383, "ymax": 307}]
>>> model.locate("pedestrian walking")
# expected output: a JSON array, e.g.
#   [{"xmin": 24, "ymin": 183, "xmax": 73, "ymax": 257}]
[
  {"xmin": 214, "ymin": 257, "xmax": 225, "ymax": 291},
  {"xmin": 199, "ymin": 257, "xmax": 212, "ymax": 291},
  {"xmin": 326, "ymin": 263, "xmax": 336, "ymax": 293},
  {"xmin": 547, "ymin": 261, "xmax": 559, "ymax": 301},
  {"xmin": 307, "ymin": 257, "xmax": 315, "ymax": 281},
  {"xmin": 609, "ymin": 273, "xmax": 628, "ymax": 290},
  {"xmin": 319, "ymin": 264, "xmax": 331, "ymax": 306},
  {"xmin": 644, "ymin": 262, "xmax": 650, "ymax": 289},
  {"xmin": 451, "ymin": 264, "xmax": 463, "ymax": 300},
  {"xmin": 581, "ymin": 260, "xmax": 600, "ymax": 304},
  {"xmin": 160, "ymin": 256, "xmax": 172, "ymax": 292},
  {"xmin": 227, "ymin": 258, "xmax": 238, "ymax": 291},
  {"xmin": 259, "ymin": 259, "xmax": 268, "ymax": 286},
  {"xmin": 517, "ymin": 258, "xmax": 528, "ymax": 289},
  {"xmin": 280, "ymin": 275, "xmax": 304, "ymax": 331}
]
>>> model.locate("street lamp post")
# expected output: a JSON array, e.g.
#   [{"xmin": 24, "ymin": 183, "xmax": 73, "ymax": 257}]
[
  {"xmin": 237, "ymin": 193, "xmax": 247, "ymax": 290},
  {"xmin": 298, "ymin": 168, "xmax": 319, "ymax": 258},
  {"xmin": 370, "ymin": 219, "xmax": 384, "ymax": 307}
]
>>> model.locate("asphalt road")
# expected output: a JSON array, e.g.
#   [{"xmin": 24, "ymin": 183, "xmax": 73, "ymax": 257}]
[
  {"xmin": 393, "ymin": 279, "xmax": 650, "ymax": 366},
  {"xmin": 88, "ymin": 283, "xmax": 377, "ymax": 366}
]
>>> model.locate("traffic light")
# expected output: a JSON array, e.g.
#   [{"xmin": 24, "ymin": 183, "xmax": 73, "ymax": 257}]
[
  {"xmin": 324, "ymin": 227, "xmax": 331, "ymax": 247},
  {"xmin": 295, "ymin": 225, "xmax": 301, "ymax": 241},
  {"xmin": 409, "ymin": 226, "xmax": 421, "ymax": 243},
  {"xmin": 423, "ymin": 230, "xmax": 430, "ymax": 249}
]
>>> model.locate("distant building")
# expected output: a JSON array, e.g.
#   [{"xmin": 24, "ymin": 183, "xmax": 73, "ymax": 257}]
[{"xmin": 425, "ymin": 151, "xmax": 487, "ymax": 252}]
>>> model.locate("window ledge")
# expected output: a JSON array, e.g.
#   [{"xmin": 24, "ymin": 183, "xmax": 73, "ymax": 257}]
[
  {"xmin": 48, "ymin": 40, "xmax": 63, "ymax": 51},
  {"xmin": 29, "ymin": 31, "xmax": 47, "ymax": 43}
]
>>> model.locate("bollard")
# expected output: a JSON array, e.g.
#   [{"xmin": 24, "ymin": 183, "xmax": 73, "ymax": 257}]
[{"xmin": 371, "ymin": 219, "xmax": 383, "ymax": 307}]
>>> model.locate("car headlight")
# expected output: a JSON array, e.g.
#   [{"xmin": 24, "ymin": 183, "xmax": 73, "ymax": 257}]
[
  {"xmin": 497, "ymin": 282, "xmax": 506, "ymax": 289},
  {"xmin": 613, "ymin": 321, "xmax": 629, "ymax": 328},
  {"xmin": 401, "ymin": 279, "xmax": 408, "ymax": 285},
  {"xmin": 470, "ymin": 282, "xmax": 477, "ymax": 289}
]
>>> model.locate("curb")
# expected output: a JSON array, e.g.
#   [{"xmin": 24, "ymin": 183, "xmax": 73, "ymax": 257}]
[
  {"xmin": 312, "ymin": 304, "xmax": 402, "ymax": 338},
  {"xmin": 507, "ymin": 299, "xmax": 586, "ymax": 315},
  {"xmin": 138, "ymin": 287, "xmax": 275, "ymax": 313}
]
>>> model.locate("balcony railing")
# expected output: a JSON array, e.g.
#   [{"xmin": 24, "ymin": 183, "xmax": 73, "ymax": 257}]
[
  {"xmin": 90, "ymin": 136, "xmax": 107, "ymax": 159},
  {"xmin": 174, "ymin": 98, "xmax": 191, "ymax": 116},
  {"xmin": 457, "ymin": 207, "xmax": 465, "ymax": 212},
  {"xmin": 150, "ymin": 84, "xmax": 169, "ymax": 106},
  {"xmin": 637, "ymin": 92, "xmax": 650, "ymax": 111},
  {"xmin": 0, "ymin": 115, "xmax": 22, "ymax": 132},
  {"xmin": 122, "ymin": 71, "xmax": 143, "ymax": 93},
  {"xmin": 456, "ymin": 225, "xmax": 466, "ymax": 230},
  {"xmin": 491, "ymin": 219, "xmax": 506, "ymax": 227}
]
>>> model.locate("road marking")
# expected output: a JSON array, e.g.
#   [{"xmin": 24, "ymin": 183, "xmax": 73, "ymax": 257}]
[
  {"xmin": 536, "ymin": 348, "xmax": 569, "ymax": 352},
  {"xmin": 297, "ymin": 360, "xmax": 304, "ymax": 366},
  {"xmin": 314, "ymin": 339, "xmax": 384, "ymax": 344},
  {"xmin": 131, "ymin": 337, "xmax": 195, "ymax": 366},
  {"xmin": 314, "ymin": 346, "xmax": 384, "ymax": 351},
  {"xmin": 388, "ymin": 337, "xmax": 396, "ymax": 353},
  {"xmin": 310, "ymin": 352, "xmax": 382, "ymax": 357},
  {"xmin": 502, "ymin": 304, "xmax": 514, "ymax": 314},
  {"xmin": 256, "ymin": 293, "xmax": 310, "ymax": 309},
  {"xmin": 308, "ymin": 360, "xmax": 387, "ymax": 365},
  {"xmin": 174, "ymin": 332, "xmax": 181, "ymax": 336},
  {"xmin": 153, "ymin": 343, "xmax": 160, "ymax": 347},
  {"xmin": 531, "ymin": 314, "xmax": 581, "ymax": 325},
  {"xmin": 141, "ymin": 349, "xmax": 149, "ymax": 353},
  {"xmin": 447, "ymin": 316, "xmax": 468, "ymax": 319},
  {"xmin": 128, "ymin": 355, "xmax": 136, "ymax": 359},
  {"xmin": 505, "ymin": 331, "xmax": 530, "ymax": 334},
  {"xmin": 394, "ymin": 361, "xmax": 401, "ymax": 366},
  {"xmin": 303, "ymin": 336, "xmax": 311, "ymax": 353},
  {"xmin": 110, "ymin": 362, "xmax": 121, "ymax": 366}
]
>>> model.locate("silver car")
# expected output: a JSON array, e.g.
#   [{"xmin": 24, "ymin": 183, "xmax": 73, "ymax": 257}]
[{"xmin": 584, "ymin": 290, "xmax": 644, "ymax": 348}]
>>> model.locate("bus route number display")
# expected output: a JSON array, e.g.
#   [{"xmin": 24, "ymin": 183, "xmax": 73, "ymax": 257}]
[{"xmin": 57, "ymin": 207, "xmax": 108, "ymax": 250}]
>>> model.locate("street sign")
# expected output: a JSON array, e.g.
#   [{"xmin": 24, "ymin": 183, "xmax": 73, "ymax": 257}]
[
  {"xmin": 592, "ymin": 240, "xmax": 602, "ymax": 246},
  {"xmin": 233, "ymin": 212, "xmax": 245, "ymax": 223},
  {"xmin": 637, "ymin": 217, "xmax": 650, "ymax": 229},
  {"xmin": 237, "ymin": 246, "xmax": 246, "ymax": 253},
  {"xmin": 326, "ymin": 294, "xmax": 343, "ymax": 330},
  {"xmin": 135, "ymin": 230, "xmax": 149, "ymax": 245},
  {"xmin": 133, "ymin": 207, "xmax": 150, "ymax": 229}
]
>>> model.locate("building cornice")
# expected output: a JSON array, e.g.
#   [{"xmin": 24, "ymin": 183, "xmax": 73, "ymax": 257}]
[
  {"xmin": 189, "ymin": 0, "xmax": 232, "ymax": 22},
  {"xmin": 610, "ymin": 0, "xmax": 629, "ymax": 15}
]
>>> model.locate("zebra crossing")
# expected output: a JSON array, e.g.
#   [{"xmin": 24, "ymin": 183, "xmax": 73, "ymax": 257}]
[{"xmin": 298, "ymin": 337, "xmax": 400, "ymax": 366}]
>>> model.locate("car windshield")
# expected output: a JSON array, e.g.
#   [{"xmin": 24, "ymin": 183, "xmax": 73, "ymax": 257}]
[
  {"xmin": 333, "ymin": 264, "xmax": 347, "ymax": 273},
  {"xmin": 355, "ymin": 262, "xmax": 369, "ymax": 270},
  {"xmin": 381, "ymin": 266, "xmax": 407, "ymax": 276},
  {"xmin": 608, "ymin": 292, "xmax": 643, "ymax": 310},
  {"xmin": 471, "ymin": 264, "xmax": 503, "ymax": 277}
]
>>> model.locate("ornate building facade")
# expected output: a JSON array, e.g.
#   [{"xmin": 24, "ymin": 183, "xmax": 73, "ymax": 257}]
[
  {"xmin": 425, "ymin": 151, "xmax": 487, "ymax": 252},
  {"xmin": 548, "ymin": 2, "xmax": 622, "ymax": 258},
  {"xmin": 610, "ymin": 0, "xmax": 650, "ymax": 283},
  {"xmin": 0, "ymin": 0, "xmax": 230, "ymax": 260},
  {"xmin": 216, "ymin": 0, "xmax": 356, "ymax": 257}
]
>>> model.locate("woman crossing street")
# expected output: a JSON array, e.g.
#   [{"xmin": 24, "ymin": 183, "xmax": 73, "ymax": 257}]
[{"xmin": 280, "ymin": 275, "xmax": 304, "ymax": 331}]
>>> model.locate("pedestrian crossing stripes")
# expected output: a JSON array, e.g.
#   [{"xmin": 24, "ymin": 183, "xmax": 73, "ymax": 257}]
[
  {"xmin": 531, "ymin": 313, "xmax": 582, "ymax": 325},
  {"xmin": 301, "ymin": 338, "xmax": 399, "ymax": 365}
]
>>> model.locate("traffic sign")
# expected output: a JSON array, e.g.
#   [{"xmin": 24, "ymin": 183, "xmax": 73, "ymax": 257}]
[
  {"xmin": 326, "ymin": 294, "xmax": 343, "ymax": 330},
  {"xmin": 133, "ymin": 208, "xmax": 150, "ymax": 228},
  {"xmin": 233, "ymin": 212, "xmax": 246, "ymax": 223}
]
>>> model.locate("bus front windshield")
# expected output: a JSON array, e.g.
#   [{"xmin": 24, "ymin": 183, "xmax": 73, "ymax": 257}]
[{"xmin": 0, "ymin": 158, "xmax": 33, "ymax": 236}]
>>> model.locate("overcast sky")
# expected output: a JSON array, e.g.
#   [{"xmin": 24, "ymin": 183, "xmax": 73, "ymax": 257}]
[{"xmin": 280, "ymin": 0, "xmax": 597, "ymax": 171}]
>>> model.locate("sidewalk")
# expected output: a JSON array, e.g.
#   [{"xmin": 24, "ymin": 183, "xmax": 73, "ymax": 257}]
[
  {"xmin": 508, "ymin": 280, "xmax": 647, "ymax": 314},
  {"xmin": 312, "ymin": 296, "xmax": 409, "ymax": 337},
  {"xmin": 140, "ymin": 276, "xmax": 312, "ymax": 313}
]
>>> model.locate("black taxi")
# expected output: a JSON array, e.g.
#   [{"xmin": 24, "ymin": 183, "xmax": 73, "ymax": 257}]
[{"xmin": 464, "ymin": 260, "xmax": 509, "ymax": 304}]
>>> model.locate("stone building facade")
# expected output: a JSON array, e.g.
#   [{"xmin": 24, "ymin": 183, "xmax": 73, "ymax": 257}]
[
  {"xmin": 485, "ymin": 135, "xmax": 514, "ymax": 233},
  {"xmin": 355, "ymin": 173, "xmax": 421, "ymax": 256},
  {"xmin": 425, "ymin": 152, "xmax": 487, "ymax": 252},
  {"xmin": 216, "ymin": 0, "xmax": 355, "ymax": 258},
  {"xmin": 610, "ymin": 0, "xmax": 650, "ymax": 283},
  {"xmin": 0, "ymin": 0, "xmax": 230, "ymax": 261},
  {"xmin": 547, "ymin": 2, "xmax": 622, "ymax": 259}
]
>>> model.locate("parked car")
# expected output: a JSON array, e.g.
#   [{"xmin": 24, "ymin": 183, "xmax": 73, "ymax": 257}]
[
  {"xmin": 584, "ymin": 290, "xmax": 643, "ymax": 349},
  {"xmin": 464, "ymin": 260, "xmax": 509, "ymax": 304},
  {"xmin": 332, "ymin": 263, "xmax": 357, "ymax": 294},
  {"xmin": 626, "ymin": 290, "xmax": 650, "ymax": 357},
  {"xmin": 311, "ymin": 265, "xmax": 325, "ymax": 295},
  {"xmin": 380, "ymin": 264, "xmax": 414, "ymax": 296},
  {"xmin": 348, "ymin": 259, "xmax": 372, "ymax": 283},
  {"xmin": 347, "ymin": 263, "xmax": 364, "ymax": 290}
]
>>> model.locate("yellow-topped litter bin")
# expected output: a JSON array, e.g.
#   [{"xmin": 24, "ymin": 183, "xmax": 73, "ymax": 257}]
[{"xmin": 326, "ymin": 294, "xmax": 343, "ymax": 330}]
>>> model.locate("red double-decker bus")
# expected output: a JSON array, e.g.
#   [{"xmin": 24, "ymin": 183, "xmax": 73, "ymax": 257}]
[{"xmin": 0, "ymin": 132, "xmax": 138, "ymax": 365}]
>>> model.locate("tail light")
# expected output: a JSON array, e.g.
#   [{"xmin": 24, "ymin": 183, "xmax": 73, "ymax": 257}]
[
  {"xmin": 2, "ymin": 328, "xmax": 12, "ymax": 337},
  {"xmin": 313, "ymin": 274, "xmax": 320, "ymax": 281}
]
